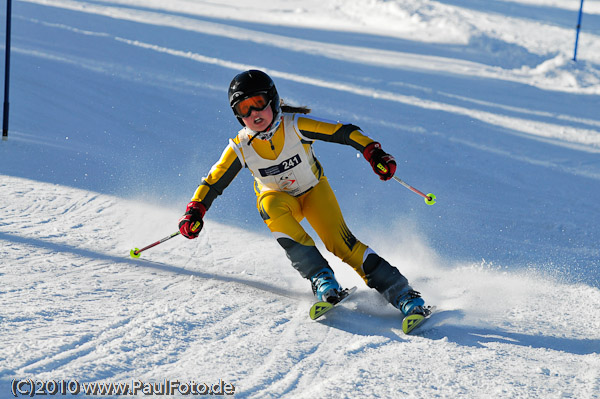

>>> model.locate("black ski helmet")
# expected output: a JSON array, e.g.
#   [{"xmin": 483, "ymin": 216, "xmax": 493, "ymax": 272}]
[{"xmin": 228, "ymin": 70, "xmax": 280, "ymax": 127}]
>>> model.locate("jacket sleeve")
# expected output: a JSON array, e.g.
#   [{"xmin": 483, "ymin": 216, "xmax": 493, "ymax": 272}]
[
  {"xmin": 191, "ymin": 144, "xmax": 243, "ymax": 211},
  {"xmin": 295, "ymin": 115, "xmax": 375, "ymax": 152}
]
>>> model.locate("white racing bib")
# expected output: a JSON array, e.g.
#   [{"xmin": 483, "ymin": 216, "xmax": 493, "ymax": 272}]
[{"xmin": 230, "ymin": 114, "xmax": 321, "ymax": 197}]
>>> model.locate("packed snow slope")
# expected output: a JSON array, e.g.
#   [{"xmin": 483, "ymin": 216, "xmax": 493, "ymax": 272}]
[{"xmin": 1, "ymin": 0, "xmax": 600, "ymax": 398}]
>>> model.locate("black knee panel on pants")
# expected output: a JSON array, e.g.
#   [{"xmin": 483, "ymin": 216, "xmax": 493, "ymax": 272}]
[
  {"xmin": 277, "ymin": 237, "xmax": 330, "ymax": 279},
  {"xmin": 363, "ymin": 253, "xmax": 410, "ymax": 305}
]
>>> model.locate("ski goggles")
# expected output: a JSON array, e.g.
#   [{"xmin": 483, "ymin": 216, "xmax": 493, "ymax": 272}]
[{"xmin": 234, "ymin": 94, "xmax": 270, "ymax": 118}]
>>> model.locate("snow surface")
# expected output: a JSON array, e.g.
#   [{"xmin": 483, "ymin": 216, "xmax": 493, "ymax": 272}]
[{"xmin": 1, "ymin": 0, "xmax": 600, "ymax": 398}]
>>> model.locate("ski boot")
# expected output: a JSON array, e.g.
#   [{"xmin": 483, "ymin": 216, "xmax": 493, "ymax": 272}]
[
  {"xmin": 396, "ymin": 289, "xmax": 427, "ymax": 316},
  {"xmin": 310, "ymin": 267, "xmax": 342, "ymax": 304}
]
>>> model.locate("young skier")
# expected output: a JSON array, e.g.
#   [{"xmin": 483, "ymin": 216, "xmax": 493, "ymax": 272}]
[{"xmin": 179, "ymin": 69, "xmax": 428, "ymax": 321}]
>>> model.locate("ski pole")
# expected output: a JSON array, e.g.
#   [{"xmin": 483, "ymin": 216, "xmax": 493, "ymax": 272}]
[
  {"xmin": 392, "ymin": 176, "xmax": 436, "ymax": 205},
  {"xmin": 130, "ymin": 231, "xmax": 181, "ymax": 258},
  {"xmin": 130, "ymin": 221, "xmax": 202, "ymax": 258},
  {"xmin": 129, "ymin": 222, "xmax": 202, "ymax": 258}
]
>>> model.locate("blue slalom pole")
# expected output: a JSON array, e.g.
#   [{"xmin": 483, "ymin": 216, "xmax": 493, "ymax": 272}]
[
  {"xmin": 573, "ymin": 0, "xmax": 584, "ymax": 61},
  {"xmin": 3, "ymin": 0, "xmax": 12, "ymax": 140}
]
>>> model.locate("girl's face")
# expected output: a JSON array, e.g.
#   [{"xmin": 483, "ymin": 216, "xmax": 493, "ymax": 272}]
[{"xmin": 241, "ymin": 105, "xmax": 273, "ymax": 132}]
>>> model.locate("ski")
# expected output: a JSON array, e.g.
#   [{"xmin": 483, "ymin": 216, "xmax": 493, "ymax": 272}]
[
  {"xmin": 310, "ymin": 288, "xmax": 435, "ymax": 334},
  {"xmin": 402, "ymin": 306, "xmax": 436, "ymax": 334},
  {"xmin": 309, "ymin": 286, "xmax": 357, "ymax": 320}
]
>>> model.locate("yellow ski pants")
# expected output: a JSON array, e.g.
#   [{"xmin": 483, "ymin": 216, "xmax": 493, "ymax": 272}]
[{"xmin": 257, "ymin": 177, "xmax": 369, "ymax": 280}]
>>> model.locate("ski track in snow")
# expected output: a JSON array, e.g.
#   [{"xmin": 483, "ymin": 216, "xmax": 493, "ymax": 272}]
[{"xmin": 2, "ymin": 0, "xmax": 600, "ymax": 398}]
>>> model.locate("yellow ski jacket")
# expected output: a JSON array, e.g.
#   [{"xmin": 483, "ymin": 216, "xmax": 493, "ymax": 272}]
[{"xmin": 191, "ymin": 113, "xmax": 375, "ymax": 210}]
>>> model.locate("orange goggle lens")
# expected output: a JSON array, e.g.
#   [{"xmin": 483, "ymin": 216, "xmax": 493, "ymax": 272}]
[{"xmin": 234, "ymin": 94, "xmax": 269, "ymax": 117}]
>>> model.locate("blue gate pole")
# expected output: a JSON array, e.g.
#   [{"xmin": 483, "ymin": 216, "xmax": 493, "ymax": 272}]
[
  {"xmin": 573, "ymin": 0, "xmax": 584, "ymax": 61},
  {"xmin": 3, "ymin": 0, "xmax": 12, "ymax": 139}
]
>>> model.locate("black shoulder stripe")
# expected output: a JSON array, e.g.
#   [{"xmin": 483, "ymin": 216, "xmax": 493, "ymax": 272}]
[
  {"xmin": 199, "ymin": 157, "xmax": 243, "ymax": 209},
  {"xmin": 300, "ymin": 123, "xmax": 363, "ymax": 151}
]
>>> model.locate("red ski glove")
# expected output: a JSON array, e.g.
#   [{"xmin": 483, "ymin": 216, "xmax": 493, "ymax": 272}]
[
  {"xmin": 178, "ymin": 201, "xmax": 206, "ymax": 239},
  {"xmin": 363, "ymin": 142, "xmax": 396, "ymax": 181}
]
